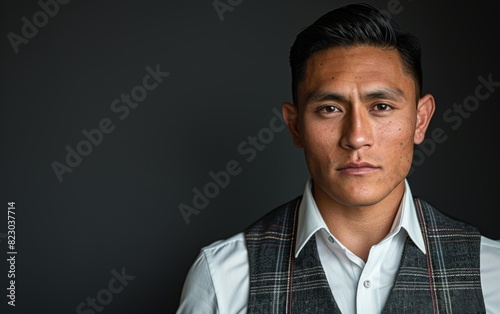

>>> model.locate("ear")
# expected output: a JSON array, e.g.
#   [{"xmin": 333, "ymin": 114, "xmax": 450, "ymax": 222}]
[
  {"xmin": 414, "ymin": 94, "xmax": 436, "ymax": 144},
  {"xmin": 282, "ymin": 102, "xmax": 303, "ymax": 148}
]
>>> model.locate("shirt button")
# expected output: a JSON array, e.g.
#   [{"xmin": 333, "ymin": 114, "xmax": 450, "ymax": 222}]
[
  {"xmin": 363, "ymin": 280, "xmax": 371, "ymax": 288},
  {"xmin": 328, "ymin": 236, "xmax": 334, "ymax": 243}
]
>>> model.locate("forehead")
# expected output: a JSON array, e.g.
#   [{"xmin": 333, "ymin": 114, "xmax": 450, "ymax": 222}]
[{"xmin": 298, "ymin": 45, "xmax": 416, "ymax": 103}]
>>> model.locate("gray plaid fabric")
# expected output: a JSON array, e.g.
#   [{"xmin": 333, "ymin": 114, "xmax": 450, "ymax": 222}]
[
  {"xmin": 382, "ymin": 198, "xmax": 485, "ymax": 313},
  {"xmin": 244, "ymin": 196, "xmax": 485, "ymax": 314}
]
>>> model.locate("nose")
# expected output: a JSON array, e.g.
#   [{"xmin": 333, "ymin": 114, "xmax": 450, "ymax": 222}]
[{"xmin": 340, "ymin": 107, "xmax": 374, "ymax": 150}]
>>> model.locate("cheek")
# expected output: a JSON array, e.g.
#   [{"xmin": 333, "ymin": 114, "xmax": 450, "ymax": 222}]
[
  {"xmin": 301, "ymin": 122, "xmax": 337, "ymax": 161},
  {"xmin": 385, "ymin": 123, "xmax": 415, "ymax": 168},
  {"xmin": 397, "ymin": 139, "xmax": 414, "ymax": 166},
  {"xmin": 303, "ymin": 120, "xmax": 339, "ymax": 145},
  {"xmin": 394, "ymin": 130, "xmax": 413, "ymax": 171}
]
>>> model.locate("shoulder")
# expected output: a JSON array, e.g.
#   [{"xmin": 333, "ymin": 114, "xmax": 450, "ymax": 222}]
[
  {"xmin": 480, "ymin": 236, "xmax": 500, "ymax": 313},
  {"xmin": 178, "ymin": 196, "xmax": 304, "ymax": 313},
  {"xmin": 480, "ymin": 235, "xmax": 500, "ymax": 248},
  {"xmin": 199, "ymin": 196, "xmax": 302, "ymax": 260},
  {"xmin": 200, "ymin": 232, "xmax": 247, "ymax": 263},
  {"xmin": 177, "ymin": 232, "xmax": 248, "ymax": 314},
  {"xmin": 480, "ymin": 235, "xmax": 500, "ymax": 267}
]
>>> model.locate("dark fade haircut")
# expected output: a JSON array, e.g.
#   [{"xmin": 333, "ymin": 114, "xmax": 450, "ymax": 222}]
[{"xmin": 289, "ymin": 3, "xmax": 423, "ymax": 105}]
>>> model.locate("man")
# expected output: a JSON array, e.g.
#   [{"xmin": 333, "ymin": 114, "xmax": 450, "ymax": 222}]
[{"xmin": 177, "ymin": 3, "xmax": 500, "ymax": 313}]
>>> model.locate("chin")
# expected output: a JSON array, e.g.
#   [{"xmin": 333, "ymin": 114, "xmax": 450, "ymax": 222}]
[
  {"xmin": 331, "ymin": 189, "xmax": 384, "ymax": 207},
  {"xmin": 319, "ymin": 180, "xmax": 382, "ymax": 206}
]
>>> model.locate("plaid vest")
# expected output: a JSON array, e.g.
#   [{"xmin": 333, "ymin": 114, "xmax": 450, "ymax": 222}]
[{"xmin": 244, "ymin": 196, "xmax": 485, "ymax": 313}]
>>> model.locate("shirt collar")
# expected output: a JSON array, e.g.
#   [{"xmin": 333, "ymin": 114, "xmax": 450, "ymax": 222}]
[{"xmin": 295, "ymin": 178, "xmax": 426, "ymax": 258}]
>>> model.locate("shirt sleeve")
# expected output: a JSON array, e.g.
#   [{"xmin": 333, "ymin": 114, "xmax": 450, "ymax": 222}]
[
  {"xmin": 480, "ymin": 236, "xmax": 500, "ymax": 314},
  {"xmin": 176, "ymin": 250, "xmax": 219, "ymax": 314}
]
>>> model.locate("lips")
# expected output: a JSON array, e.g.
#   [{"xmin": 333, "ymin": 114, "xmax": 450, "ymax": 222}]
[{"xmin": 337, "ymin": 162, "xmax": 379, "ymax": 175}]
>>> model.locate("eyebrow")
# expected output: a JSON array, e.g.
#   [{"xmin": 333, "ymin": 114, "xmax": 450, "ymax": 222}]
[
  {"xmin": 304, "ymin": 87, "xmax": 407, "ymax": 105},
  {"xmin": 362, "ymin": 88, "xmax": 407, "ymax": 102}
]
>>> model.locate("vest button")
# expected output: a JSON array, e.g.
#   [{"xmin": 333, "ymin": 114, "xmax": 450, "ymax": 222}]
[{"xmin": 363, "ymin": 280, "xmax": 371, "ymax": 288}]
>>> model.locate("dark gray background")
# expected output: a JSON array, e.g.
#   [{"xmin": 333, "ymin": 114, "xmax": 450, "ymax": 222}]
[{"xmin": 1, "ymin": 0, "xmax": 499, "ymax": 313}]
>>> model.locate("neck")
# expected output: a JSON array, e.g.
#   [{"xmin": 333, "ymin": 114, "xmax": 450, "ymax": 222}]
[{"xmin": 313, "ymin": 183, "xmax": 405, "ymax": 262}]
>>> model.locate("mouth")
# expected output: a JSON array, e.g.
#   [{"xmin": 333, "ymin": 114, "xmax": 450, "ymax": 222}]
[{"xmin": 337, "ymin": 162, "xmax": 380, "ymax": 175}]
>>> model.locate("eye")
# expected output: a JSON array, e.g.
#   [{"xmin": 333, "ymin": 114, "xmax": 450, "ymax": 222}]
[
  {"xmin": 317, "ymin": 105, "xmax": 340, "ymax": 113},
  {"xmin": 373, "ymin": 103, "xmax": 393, "ymax": 111}
]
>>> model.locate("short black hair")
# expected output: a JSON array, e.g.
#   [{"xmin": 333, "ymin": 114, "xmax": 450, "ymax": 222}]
[{"xmin": 289, "ymin": 3, "xmax": 422, "ymax": 104}]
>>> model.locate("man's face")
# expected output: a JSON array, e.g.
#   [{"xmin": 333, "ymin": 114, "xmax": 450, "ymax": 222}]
[{"xmin": 283, "ymin": 45, "xmax": 434, "ymax": 208}]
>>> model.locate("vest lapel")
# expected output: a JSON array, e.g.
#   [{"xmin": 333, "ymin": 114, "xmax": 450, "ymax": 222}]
[
  {"xmin": 382, "ymin": 198, "xmax": 485, "ymax": 313},
  {"xmin": 245, "ymin": 197, "xmax": 340, "ymax": 313},
  {"xmin": 291, "ymin": 235, "xmax": 341, "ymax": 313}
]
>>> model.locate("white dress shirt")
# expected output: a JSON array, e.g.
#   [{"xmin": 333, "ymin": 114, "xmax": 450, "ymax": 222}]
[{"xmin": 177, "ymin": 178, "xmax": 500, "ymax": 314}]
